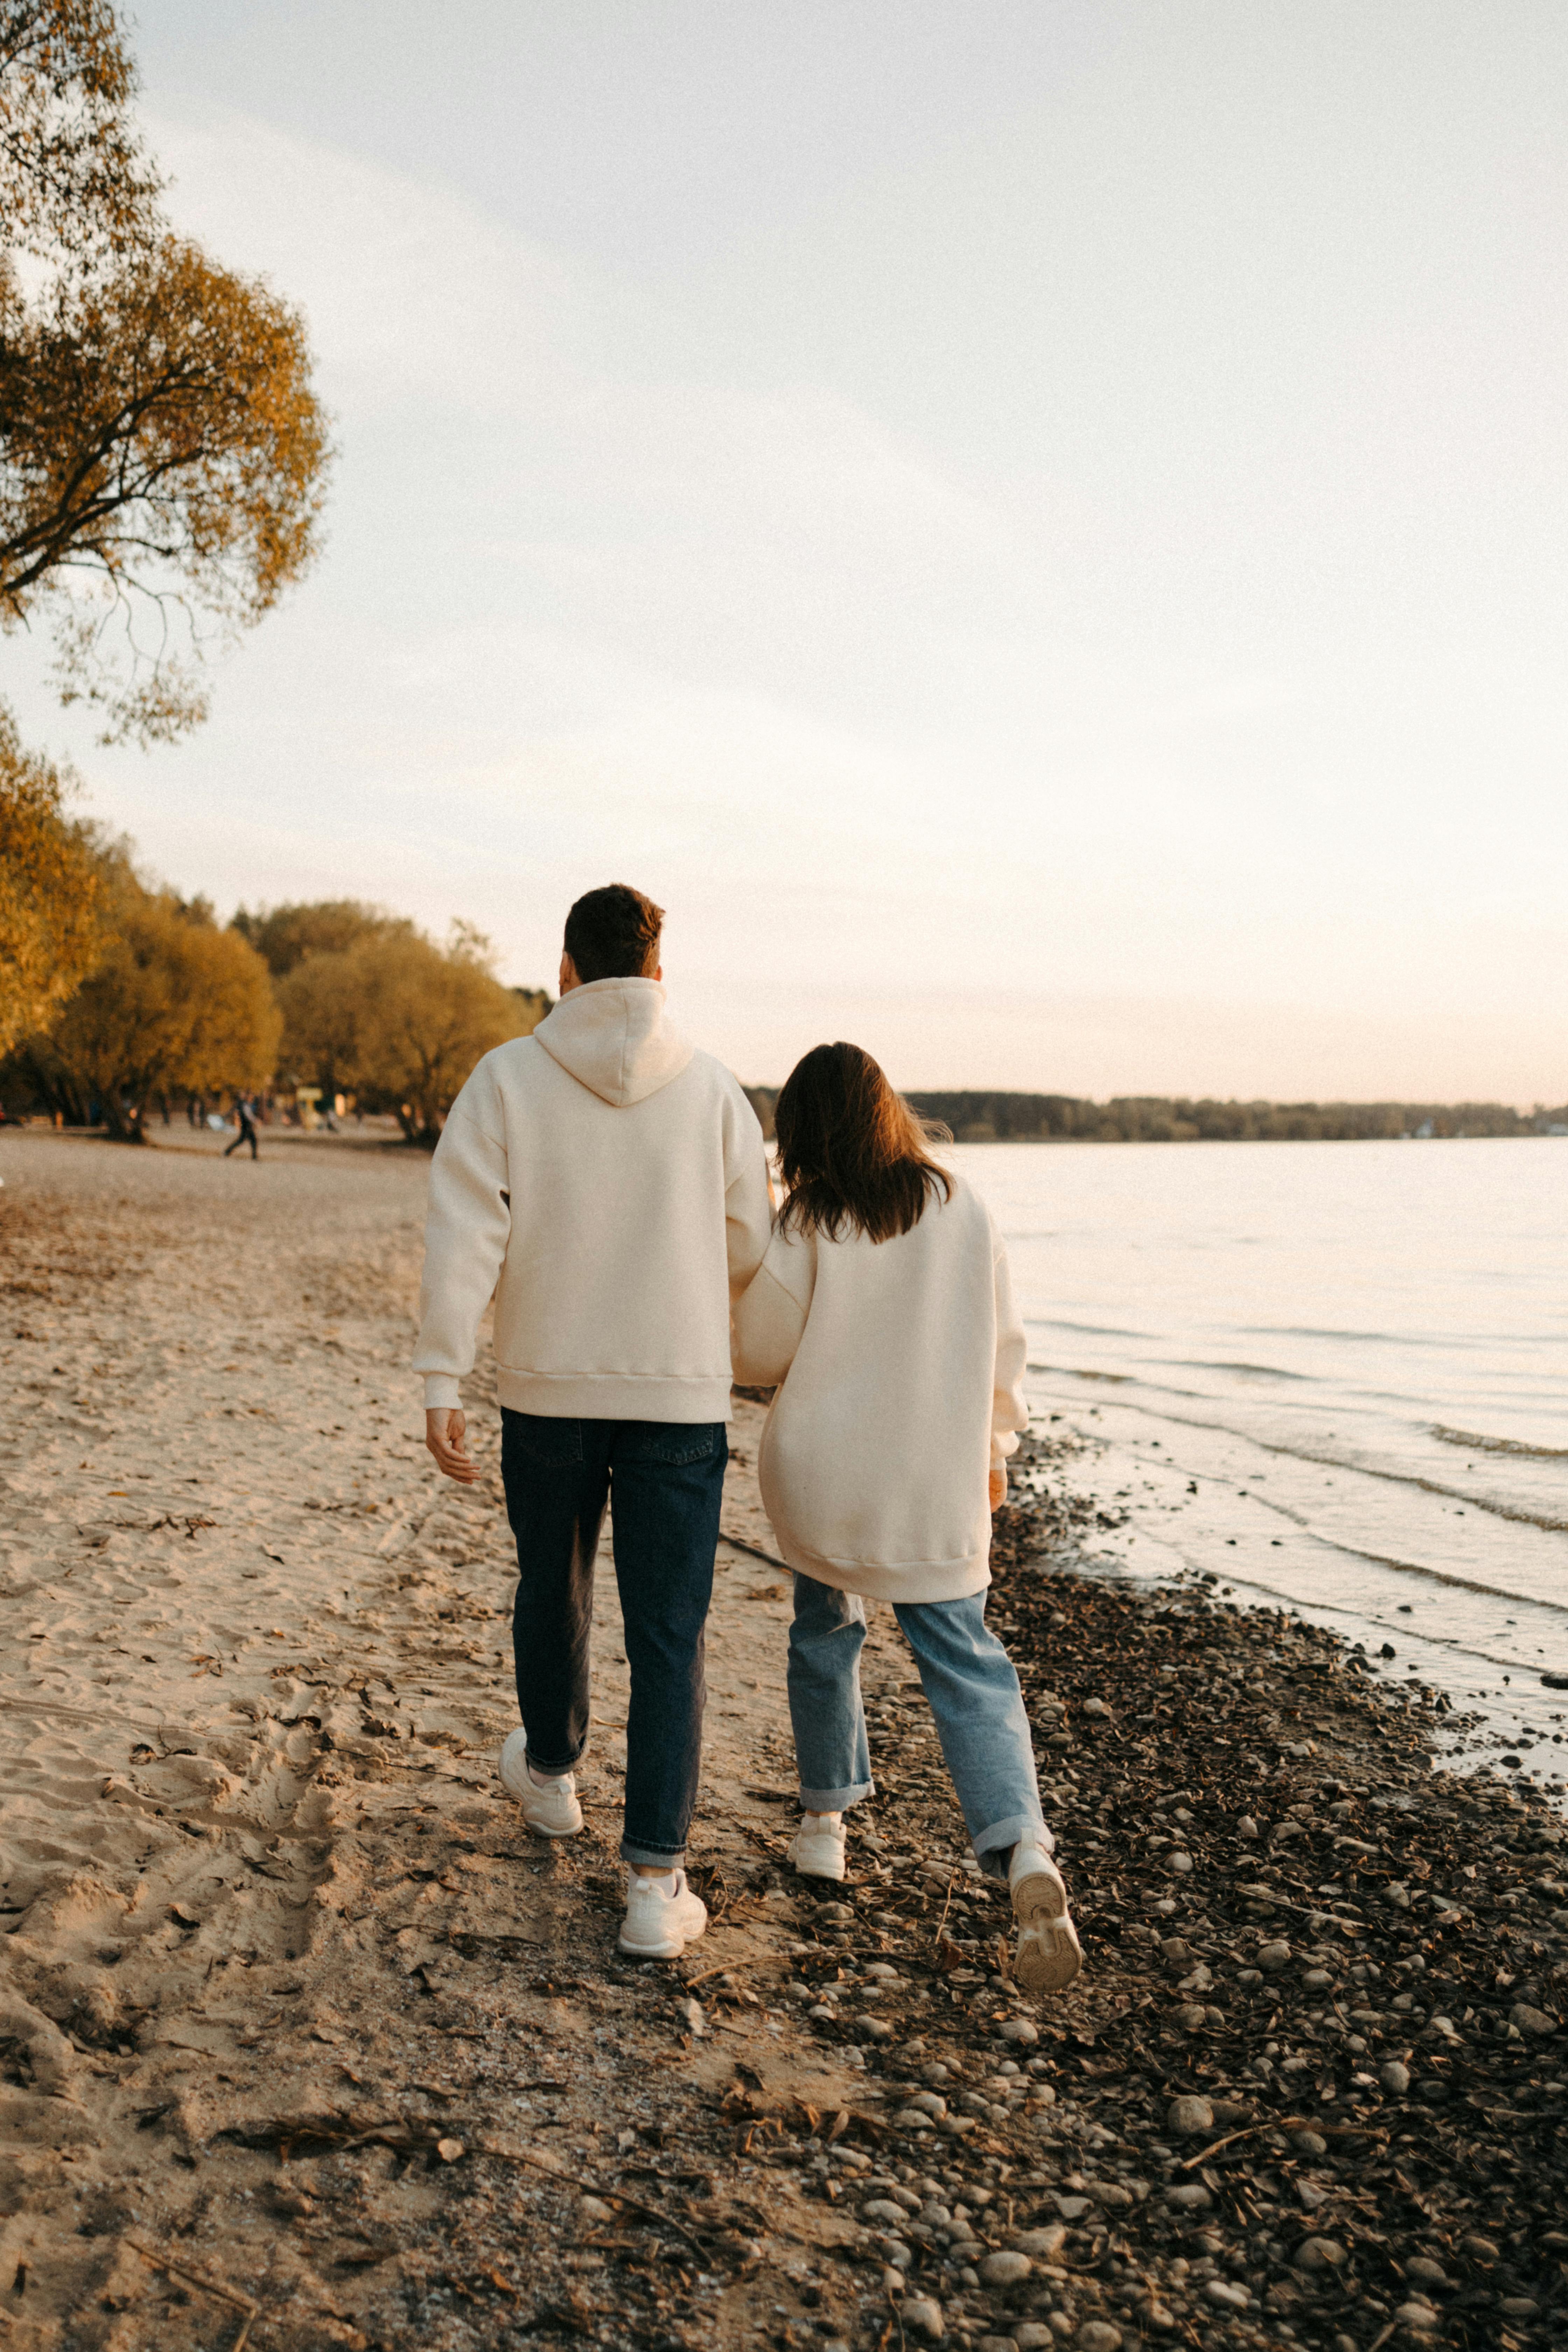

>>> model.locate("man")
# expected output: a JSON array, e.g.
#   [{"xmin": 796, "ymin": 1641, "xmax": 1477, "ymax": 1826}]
[
  {"xmin": 415, "ymin": 885, "xmax": 771, "ymax": 1957},
  {"xmin": 223, "ymin": 1092, "xmax": 259, "ymax": 1159}
]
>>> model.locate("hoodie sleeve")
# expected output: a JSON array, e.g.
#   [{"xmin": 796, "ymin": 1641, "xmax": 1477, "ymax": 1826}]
[
  {"xmin": 412, "ymin": 1077, "xmax": 511, "ymax": 1411},
  {"xmin": 722, "ymin": 1084, "xmax": 774, "ymax": 1298},
  {"xmin": 731, "ymin": 1228, "xmax": 813, "ymax": 1386},
  {"xmin": 991, "ymin": 1232, "xmax": 1029, "ymax": 1469}
]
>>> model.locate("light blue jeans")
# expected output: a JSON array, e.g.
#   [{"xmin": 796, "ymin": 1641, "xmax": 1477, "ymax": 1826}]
[{"xmin": 788, "ymin": 1573, "xmax": 1051, "ymax": 1878}]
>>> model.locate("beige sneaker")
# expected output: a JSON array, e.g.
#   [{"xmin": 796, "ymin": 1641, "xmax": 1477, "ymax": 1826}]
[
  {"xmin": 498, "ymin": 1728, "xmax": 582, "ymax": 1837},
  {"xmin": 1010, "ymin": 1839, "xmax": 1082, "ymax": 1993},
  {"xmin": 618, "ymin": 1868, "xmax": 709, "ymax": 1958},
  {"xmin": 788, "ymin": 1813, "xmax": 847, "ymax": 1881}
]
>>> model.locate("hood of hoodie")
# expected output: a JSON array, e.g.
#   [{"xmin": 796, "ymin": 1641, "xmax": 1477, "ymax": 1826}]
[{"xmin": 532, "ymin": 978, "xmax": 695, "ymax": 1108}]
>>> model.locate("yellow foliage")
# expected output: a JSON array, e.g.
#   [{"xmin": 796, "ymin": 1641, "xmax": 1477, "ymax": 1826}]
[
  {"xmin": 31, "ymin": 860, "xmax": 279, "ymax": 1138},
  {"xmin": 2, "ymin": 11, "xmax": 332, "ymax": 742},
  {"xmin": 279, "ymin": 925, "xmax": 546, "ymax": 1143},
  {"xmin": 0, "ymin": 701, "xmax": 104, "ymax": 1054}
]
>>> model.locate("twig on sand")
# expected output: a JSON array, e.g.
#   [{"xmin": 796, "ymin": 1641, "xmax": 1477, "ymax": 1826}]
[
  {"xmin": 718, "ymin": 1528, "xmax": 790, "ymax": 1571},
  {"xmin": 932, "ymin": 1872, "xmax": 958, "ymax": 1952},
  {"xmin": 681, "ymin": 1957, "xmax": 760, "ymax": 1990},
  {"xmin": 476, "ymin": 2143, "xmax": 710, "ymax": 2261},
  {"xmin": 125, "ymin": 2239, "xmax": 258, "ymax": 2343},
  {"xmin": 1176, "ymin": 2118, "xmax": 1307, "ymax": 2171}
]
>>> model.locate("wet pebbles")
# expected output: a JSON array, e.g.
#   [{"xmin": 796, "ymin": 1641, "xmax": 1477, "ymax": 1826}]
[{"xmin": 732, "ymin": 1474, "xmax": 1566, "ymax": 2352}]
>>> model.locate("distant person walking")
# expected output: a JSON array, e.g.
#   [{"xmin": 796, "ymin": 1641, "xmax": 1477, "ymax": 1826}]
[
  {"xmin": 414, "ymin": 884, "xmax": 772, "ymax": 1958},
  {"xmin": 223, "ymin": 1094, "xmax": 259, "ymax": 1160},
  {"xmin": 731, "ymin": 1042, "xmax": 1082, "ymax": 1992}
]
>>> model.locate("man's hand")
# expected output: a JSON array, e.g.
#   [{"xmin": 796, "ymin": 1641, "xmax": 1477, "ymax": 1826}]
[
  {"xmin": 426, "ymin": 1407, "xmax": 478, "ymax": 1484},
  {"xmin": 989, "ymin": 1463, "xmax": 1007, "ymax": 1512}
]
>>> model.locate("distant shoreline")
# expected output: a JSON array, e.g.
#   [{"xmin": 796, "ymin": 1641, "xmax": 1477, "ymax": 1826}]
[{"xmin": 743, "ymin": 1088, "xmax": 1568, "ymax": 1146}]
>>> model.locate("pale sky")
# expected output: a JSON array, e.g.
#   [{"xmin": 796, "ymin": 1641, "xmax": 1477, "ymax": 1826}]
[{"xmin": 10, "ymin": 2, "xmax": 1568, "ymax": 1099}]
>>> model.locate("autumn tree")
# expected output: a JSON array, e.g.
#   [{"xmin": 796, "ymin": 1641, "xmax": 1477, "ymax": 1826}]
[
  {"xmin": 1, "ymin": 2, "xmax": 332, "ymax": 743},
  {"xmin": 278, "ymin": 925, "xmax": 548, "ymax": 1144},
  {"xmin": 23, "ymin": 852, "xmax": 279, "ymax": 1137},
  {"xmin": 230, "ymin": 897, "xmax": 412, "ymax": 978},
  {"xmin": 0, "ymin": 701, "xmax": 103, "ymax": 1052}
]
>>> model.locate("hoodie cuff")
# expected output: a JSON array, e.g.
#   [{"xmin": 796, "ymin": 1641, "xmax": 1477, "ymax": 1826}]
[{"xmin": 423, "ymin": 1374, "xmax": 463, "ymax": 1411}]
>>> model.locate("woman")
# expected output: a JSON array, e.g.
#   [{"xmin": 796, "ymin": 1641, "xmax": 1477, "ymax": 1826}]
[{"xmin": 732, "ymin": 1043, "xmax": 1080, "ymax": 1993}]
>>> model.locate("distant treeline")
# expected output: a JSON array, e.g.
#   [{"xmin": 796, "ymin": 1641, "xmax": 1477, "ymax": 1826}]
[{"xmin": 741, "ymin": 1090, "xmax": 1568, "ymax": 1144}]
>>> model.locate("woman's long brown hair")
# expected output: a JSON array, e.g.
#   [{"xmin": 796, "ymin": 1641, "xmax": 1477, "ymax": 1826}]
[{"xmin": 774, "ymin": 1042, "xmax": 952, "ymax": 1244}]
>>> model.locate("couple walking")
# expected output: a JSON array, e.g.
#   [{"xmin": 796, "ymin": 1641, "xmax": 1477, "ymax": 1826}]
[{"xmin": 414, "ymin": 884, "xmax": 1080, "ymax": 1992}]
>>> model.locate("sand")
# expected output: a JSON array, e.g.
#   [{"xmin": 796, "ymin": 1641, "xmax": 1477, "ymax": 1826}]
[{"xmin": 0, "ymin": 1130, "xmax": 880, "ymax": 2350}]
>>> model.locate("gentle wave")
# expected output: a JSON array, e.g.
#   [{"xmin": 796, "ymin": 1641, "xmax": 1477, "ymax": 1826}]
[
  {"xmin": 964, "ymin": 1136, "xmax": 1568, "ymax": 1783},
  {"xmin": 1433, "ymin": 1423, "xmax": 1568, "ymax": 1461}
]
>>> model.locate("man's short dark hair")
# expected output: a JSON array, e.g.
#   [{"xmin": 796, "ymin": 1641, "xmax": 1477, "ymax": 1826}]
[{"xmin": 564, "ymin": 883, "xmax": 664, "ymax": 982}]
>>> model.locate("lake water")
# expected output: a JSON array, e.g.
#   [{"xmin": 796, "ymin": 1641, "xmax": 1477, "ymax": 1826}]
[{"xmin": 950, "ymin": 1138, "xmax": 1568, "ymax": 1792}]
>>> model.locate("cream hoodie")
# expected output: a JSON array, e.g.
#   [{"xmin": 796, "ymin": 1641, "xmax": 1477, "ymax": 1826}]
[
  {"xmin": 730, "ymin": 1170, "xmax": 1028, "ymax": 1603},
  {"xmin": 414, "ymin": 979, "xmax": 771, "ymax": 1421}
]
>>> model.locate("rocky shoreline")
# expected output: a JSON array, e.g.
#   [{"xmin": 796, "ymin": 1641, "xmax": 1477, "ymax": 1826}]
[{"xmin": 721, "ymin": 1439, "xmax": 1568, "ymax": 2352}]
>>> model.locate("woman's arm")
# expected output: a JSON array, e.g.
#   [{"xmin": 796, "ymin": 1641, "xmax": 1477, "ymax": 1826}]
[
  {"xmin": 731, "ymin": 1255, "xmax": 809, "ymax": 1388},
  {"xmin": 990, "ymin": 1237, "xmax": 1029, "ymax": 1477}
]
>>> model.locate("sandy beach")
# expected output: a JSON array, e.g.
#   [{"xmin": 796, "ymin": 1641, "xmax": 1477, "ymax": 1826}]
[{"xmin": 1, "ymin": 1132, "xmax": 1565, "ymax": 2352}]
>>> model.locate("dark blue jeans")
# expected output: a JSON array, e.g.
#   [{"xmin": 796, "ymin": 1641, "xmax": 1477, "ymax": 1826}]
[{"xmin": 499, "ymin": 1411, "xmax": 728, "ymax": 1867}]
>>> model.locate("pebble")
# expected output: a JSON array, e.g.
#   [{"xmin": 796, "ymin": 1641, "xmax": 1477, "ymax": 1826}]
[
  {"xmin": 1012, "ymin": 2225, "xmax": 1068, "ymax": 2258},
  {"xmin": 979, "ymin": 2249, "xmax": 1033, "ymax": 2286},
  {"xmin": 1237, "ymin": 1815, "xmax": 1259, "ymax": 1839},
  {"xmin": 891, "ymin": 2108, "xmax": 936, "ymax": 2132},
  {"xmin": 1257, "ymin": 1940, "xmax": 1292, "ymax": 1972},
  {"xmin": 999, "ymin": 2017, "xmax": 1040, "ymax": 2045},
  {"xmin": 1294, "ymin": 2237, "xmax": 1348, "ymax": 2272},
  {"xmin": 1167, "ymin": 2094, "xmax": 1213, "ymax": 2136},
  {"xmin": 1500, "ymin": 2298, "xmax": 1540, "ymax": 2318},
  {"xmin": 909, "ymin": 2091, "xmax": 948, "ymax": 2118},
  {"xmin": 1168, "ymin": 1851, "xmax": 1194, "ymax": 1875},
  {"xmin": 1083, "ymin": 1698, "xmax": 1111, "ymax": 1717},
  {"xmin": 435, "ymin": 2137, "xmax": 464, "ymax": 2163},
  {"xmin": 1166, "ymin": 2184, "xmax": 1211, "ymax": 2211},
  {"xmin": 901, "ymin": 2299, "xmax": 944, "ymax": 2342},
  {"xmin": 1055, "ymin": 2195, "xmax": 1091, "ymax": 2219},
  {"xmin": 578, "ymin": 2195, "xmax": 615, "ymax": 2224},
  {"xmin": 1510, "ymin": 2002, "xmax": 1557, "ymax": 2036},
  {"xmin": 1405, "ymin": 2258, "xmax": 1448, "ymax": 2289},
  {"xmin": 1205, "ymin": 2280, "xmax": 1250, "ymax": 2310},
  {"xmin": 1015, "ymin": 2328, "xmax": 1056, "ymax": 2350},
  {"xmin": 1301, "ymin": 1968, "xmax": 1333, "ymax": 1989},
  {"xmin": 1461, "ymin": 2234, "xmax": 1500, "ymax": 2261},
  {"xmin": 862, "ymin": 2198, "xmax": 910, "ymax": 2228},
  {"xmin": 1076, "ymin": 2325, "xmax": 1123, "ymax": 2352},
  {"xmin": 1290, "ymin": 2130, "xmax": 1328, "ymax": 2156},
  {"xmin": 1380, "ymin": 2060, "xmax": 1412, "ymax": 2095},
  {"xmin": 1173, "ymin": 2003, "xmax": 1207, "ymax": 2030},
  {"xmin": 1394, "ymin": 2303, "xmax": 1440, "ymax": 2331}
]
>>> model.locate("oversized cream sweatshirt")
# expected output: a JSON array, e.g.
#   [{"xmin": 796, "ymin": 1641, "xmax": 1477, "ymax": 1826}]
[
  {"xmin": 414, "ymin": 979, "xmax": 771, "ymax": 1421},
  {"xmin": 730, "ymin": 1170, "xmax": 1028, "ymax": 1603}
]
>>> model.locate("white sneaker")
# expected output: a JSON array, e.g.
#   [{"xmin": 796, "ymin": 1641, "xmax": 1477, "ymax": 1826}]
[
  {"xmin": 788, "ymin": 1813, "xmax": 847, "ymax": 1881},
  {"xmin": 1010, "ymin": 1839, "xmax": 1082, "ymax": 1993},
  {"xmin": 498, "ymin": 1728, "xmax": 582, "ymax": 1838},
  {"xmin": 617, "ymin": 1868, "xmax": 709, "ymax": 1959}
]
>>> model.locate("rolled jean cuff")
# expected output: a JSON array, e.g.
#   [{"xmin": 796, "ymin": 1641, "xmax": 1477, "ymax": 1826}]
[
  {"xmin": 526, "ymin": 1742, "xmax": 586, "ymax": 1776},
  {"xmin": 621, "ymin": 1837, "xmax": 687, "ymax": 1868},
  {"xmin": 798, "ymin": 1777, "xmax": 874, "ymax": 1814},
  {"xmin": 973, "ymin": 1811, "xmax": 1052, "ymax": 1877}
]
